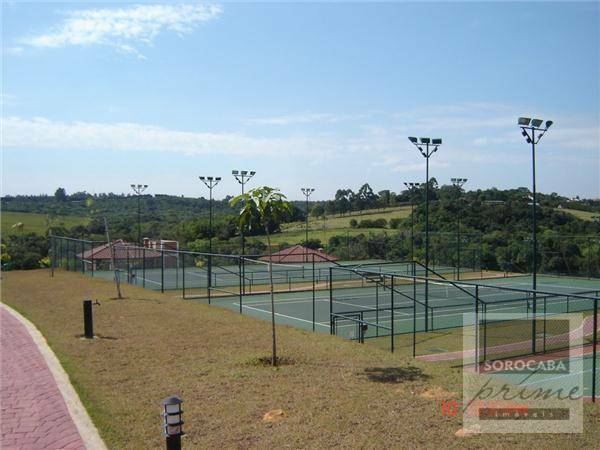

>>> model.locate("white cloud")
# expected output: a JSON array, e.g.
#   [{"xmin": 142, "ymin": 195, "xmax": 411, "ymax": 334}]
[
  {"xmin": 20, "ymin": 4, "xmax": 222, "ymax": 57},
  {"xmin": 1, "ymin": 116, "xmax": 344, "ymax": 157}
]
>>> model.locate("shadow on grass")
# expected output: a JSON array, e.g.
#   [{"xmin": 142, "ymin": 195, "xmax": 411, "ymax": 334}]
[{"xmin": 361, "ymin": 366, "xmax": 430, "ymax": 384}]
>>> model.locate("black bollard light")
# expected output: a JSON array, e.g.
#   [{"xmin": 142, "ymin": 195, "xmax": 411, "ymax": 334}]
[
  {"xmin": 162, "ymin": 396, "xmax": 184, "ymax": 450},
  {"xmin": 83, "ymin": 299, "xmax": 94, "ymax": 339}
]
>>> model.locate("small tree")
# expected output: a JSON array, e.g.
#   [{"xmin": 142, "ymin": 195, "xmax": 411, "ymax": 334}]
[{"xmin": 230, "ymin": 186, "xmax": 292, "ymax": 366}]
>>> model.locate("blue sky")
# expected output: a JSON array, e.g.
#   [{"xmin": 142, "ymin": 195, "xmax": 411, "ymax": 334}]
[{"xmin": 2, "ymin": 1, "xmax": 599, "ymax": 200}]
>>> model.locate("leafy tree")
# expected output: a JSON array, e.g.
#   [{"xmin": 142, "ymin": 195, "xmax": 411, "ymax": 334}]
[
  {"xmin": 54, "ymin": 187, "xmax": 67, "ymax": 202},
  {"xmin": 230, "ymin": 186, "xmax": 292, "ymax": 366}
]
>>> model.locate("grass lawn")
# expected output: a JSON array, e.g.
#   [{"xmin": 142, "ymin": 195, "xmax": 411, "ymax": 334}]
[
  {"xmin": 2, "ymin": 270, "xmax": 600, "ymax": 448},
  {"xmin": 557, "ymin": 208, "xmax": 597, "ymax": 221},
  {"xmin": 263, "ymin": 206, "xmax": 412, "ymax": 246},
  {"xmin": 1, "ymin": 211, "xmax": 88, "ymax": 235}
]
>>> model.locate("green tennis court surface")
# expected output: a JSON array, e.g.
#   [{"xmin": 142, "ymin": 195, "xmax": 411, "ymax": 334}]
[
  {"xmin": 90, "ymin": 258, "xmax": 421, "ymax": 291},
  {"xmin": 202, "ymin": 275, "xmax": 600, "ymax": 335},
  {"xmin": 486, "ymin": 350, "xmax": 598, "ymax": 402}
]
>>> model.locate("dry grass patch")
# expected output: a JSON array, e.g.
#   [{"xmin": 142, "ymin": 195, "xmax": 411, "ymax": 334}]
[{"xmin": 2, "ymin": 269, "xmax": 600, "ymax": 449}]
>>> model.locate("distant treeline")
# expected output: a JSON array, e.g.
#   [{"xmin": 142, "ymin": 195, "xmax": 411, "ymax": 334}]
[{"xmin": 2, "ymin": 183, "xmax": 599, "ymax": 272}]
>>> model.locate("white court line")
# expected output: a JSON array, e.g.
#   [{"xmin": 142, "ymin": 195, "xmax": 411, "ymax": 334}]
[
  {"xmin": 132, "ymin": 276, "xmax": 161, "ymax": 286},
  {"xmin": 232, "ymin": 303, "xmax": 330, "ymax": 329},
  {"xmin": 515, "ymin": 366, "xmax": 590, "ymax": 387}
]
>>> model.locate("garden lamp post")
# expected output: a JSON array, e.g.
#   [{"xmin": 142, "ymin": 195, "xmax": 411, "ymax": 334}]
[
  {"xmin": 408, "ymin": 137, "xmax": 442, "ymax": 331},
  {"xmin": 130, "ymin": 184, "xmax": 148, "ymax": 246},
  {"xmin": 451, "ymin": 178, "xmax": 468, "ymax": 280},
  {"xmin": 518, "ymin": 117, "xmax": 553, "ymax": 353},
  {"xmin": 162, "ymin": 396, "xmax": 184, "ymax": 450},
  {"xmin": 301, "ymin": 187, "xmax": 315, "ymax": 258}
]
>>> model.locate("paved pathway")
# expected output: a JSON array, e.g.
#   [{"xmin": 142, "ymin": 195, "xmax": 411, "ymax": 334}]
[{"xmin": 1, "ymin": 307, "xmax": 87, "ymax": 450}]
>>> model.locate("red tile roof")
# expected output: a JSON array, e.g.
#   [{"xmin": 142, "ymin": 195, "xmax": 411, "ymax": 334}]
[
  {"xmin": 77, "ymin": 240, "xmax": 162, "ymax": 260},
  {"xmin": 258, "ymin": 245, "xmax": 339, "ymax": 263}
]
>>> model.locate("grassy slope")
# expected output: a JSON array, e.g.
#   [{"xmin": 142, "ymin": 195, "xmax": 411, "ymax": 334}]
[
  {"xmin": 1, "ymin": 211, "xmax": 88, "ymax": 235},
  {"xmin": 558, "ymin": 208, "xmax": 597, "ymax": 221},
  {"xmin": 268, "ymin": 206, "xmax": 412, "ymax": 245},
  {"xmin": 2, "ymin": 270, "xmax": 600, "ymax": 449}
]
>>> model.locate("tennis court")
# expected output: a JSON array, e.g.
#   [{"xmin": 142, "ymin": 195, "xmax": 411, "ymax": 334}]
[
  {"xmin": 90, "ymin": 258, "xmax": 421, "ymax": 292},
  {"xmin": 204, "ymin": 274, "xmax": 600, "ymax": 335}
]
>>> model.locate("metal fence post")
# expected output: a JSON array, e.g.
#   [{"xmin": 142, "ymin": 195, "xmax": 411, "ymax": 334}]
[
  {"xmin": 592, "ymin": 297, "xmax": 597, "ymax": 402},
  {"xmin": 90, "ymin": 241, "xmax": 94, "ymax": 278},
  {"xmin": 81, "ymin": 240, "xmax": 85, "ymax": 274},
  {"xmin": 208, "ymin": 254, "xmax": 212, "ymax": 304},
  {"xmin": 142, "ymin": 247, "xmax": 146, "ymax": 288},
  {"xmin": 329, "ymin": 267, "xmax": 333, "ymax": 335},
  {"xmin": 161, "ymin": 249, "xmax": 165, "ymax": 293},
  {"xmin": 483, "ymin": 303, "xmax": 487, "ymax": 361},
  {"xmin": 182, "ymin": 252, "xmax": 186, "ymax": 299},
  {"xmin": 312, "ymin": 254, "xmax": 315, "ymax": 332},
  {"xmin": 50, "ymin": 237, "xmax": 55, "ymax": 277},
  {"xmin": 375, "ymin": 283, "xmax": 379, "ymax": 338},
  {"xmin": 238, "ymin": 256, "xmax": 243, "ymax": 313},
  {"xmin": 390, "ymin": 275, "xmax": 395, "ymax": 354},
  {"xmin": 475, "ymin": 285, "xmax": 480, "ymax": 371}
]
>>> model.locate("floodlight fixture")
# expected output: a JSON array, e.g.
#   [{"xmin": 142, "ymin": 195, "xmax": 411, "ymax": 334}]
[
  {"xmin": 531, "ymin": 118, "xmax": 544, "ymax": 128},
  {"xmin": 420, "ymin": 138, "xmax": 430, "ymax": 144},
  {"xmin": 232, "ymin": 170, "xmax": 239, "ymax": 175},
  {"xmin": 451, "ymin": 178, "xmax": 468, "ymax": 188},
  {"xmin": 408, "ymin": 136, "xmax": 418, "ymax": 143},
  {"xmin": 545, "ymin": 121, "xmax": 553, "ymax": 129},
  {"xmin": 432, "ymin": 138, "xmax": 442, "ymax": 145},
  {"xmin": 518, "ymin": 117, "xmax": 532, "ymax": 126}
]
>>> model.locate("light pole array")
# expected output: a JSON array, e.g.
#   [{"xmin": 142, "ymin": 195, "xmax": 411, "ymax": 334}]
[
  {"xmin": 130, "ymin": 184, "xmax": 148, "ymax": 245},
  {"xmin": 301, "ymin": 188, "xmax": 315, "ymax": 254},
  {"xmin": 518, "ymin": 116, "xmax": 553, "ymax": 354},
  {"xmin": 404, "ymin": 182, "xmax": 424, "ymax": 262},
  {"xmin": 232, "ymin": 170, "xmax": 256, "ymax": 256},
  {"xmin": 409, "ymin": 137, "xmax": 442, "ymax": 331},
  {"xmin": 199, "ymin": 176, "xmax": 221, "ymax": 254},
  {"xmin": 451, "ymin": 178, "xmax": 468, "ymax": 280}
]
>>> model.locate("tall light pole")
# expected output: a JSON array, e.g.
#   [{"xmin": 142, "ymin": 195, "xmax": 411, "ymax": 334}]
[
  {"xmin": 518, "ymin": 117, "xmax": 553, "ymax": 291},
  {"xmin": 130, "ymin": 184, "xmax": 148, "ymax": 245},
  {"xmin": 518, "ymin": 116, "xmax": 553, "ymax": 354},
  {"xmin": 301, "ymin": 188, "xmax": 315, "ymax": 254},
  {"xmin": 232, "ymin": 170, "xmax": 256, "ymax": 256},
  {"xmin": 404, "ymin": 182, "xmax": 424, "ymax": 262},
  {"xmin": 451, "ymin": 178, "xmax": 468, "ymax": 280},
  {"xmin": 199, "ymin": 176, "xmax": 221, "ymax": 255},
  {"xmin": 408, "ymin": 137, "xmax": 441, "ymax": 332}
]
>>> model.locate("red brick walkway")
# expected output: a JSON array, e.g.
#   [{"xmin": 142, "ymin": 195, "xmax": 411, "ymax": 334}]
[{"xmin": 1, "ymin": 308, "xmax": 85, "ymax": 450}]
